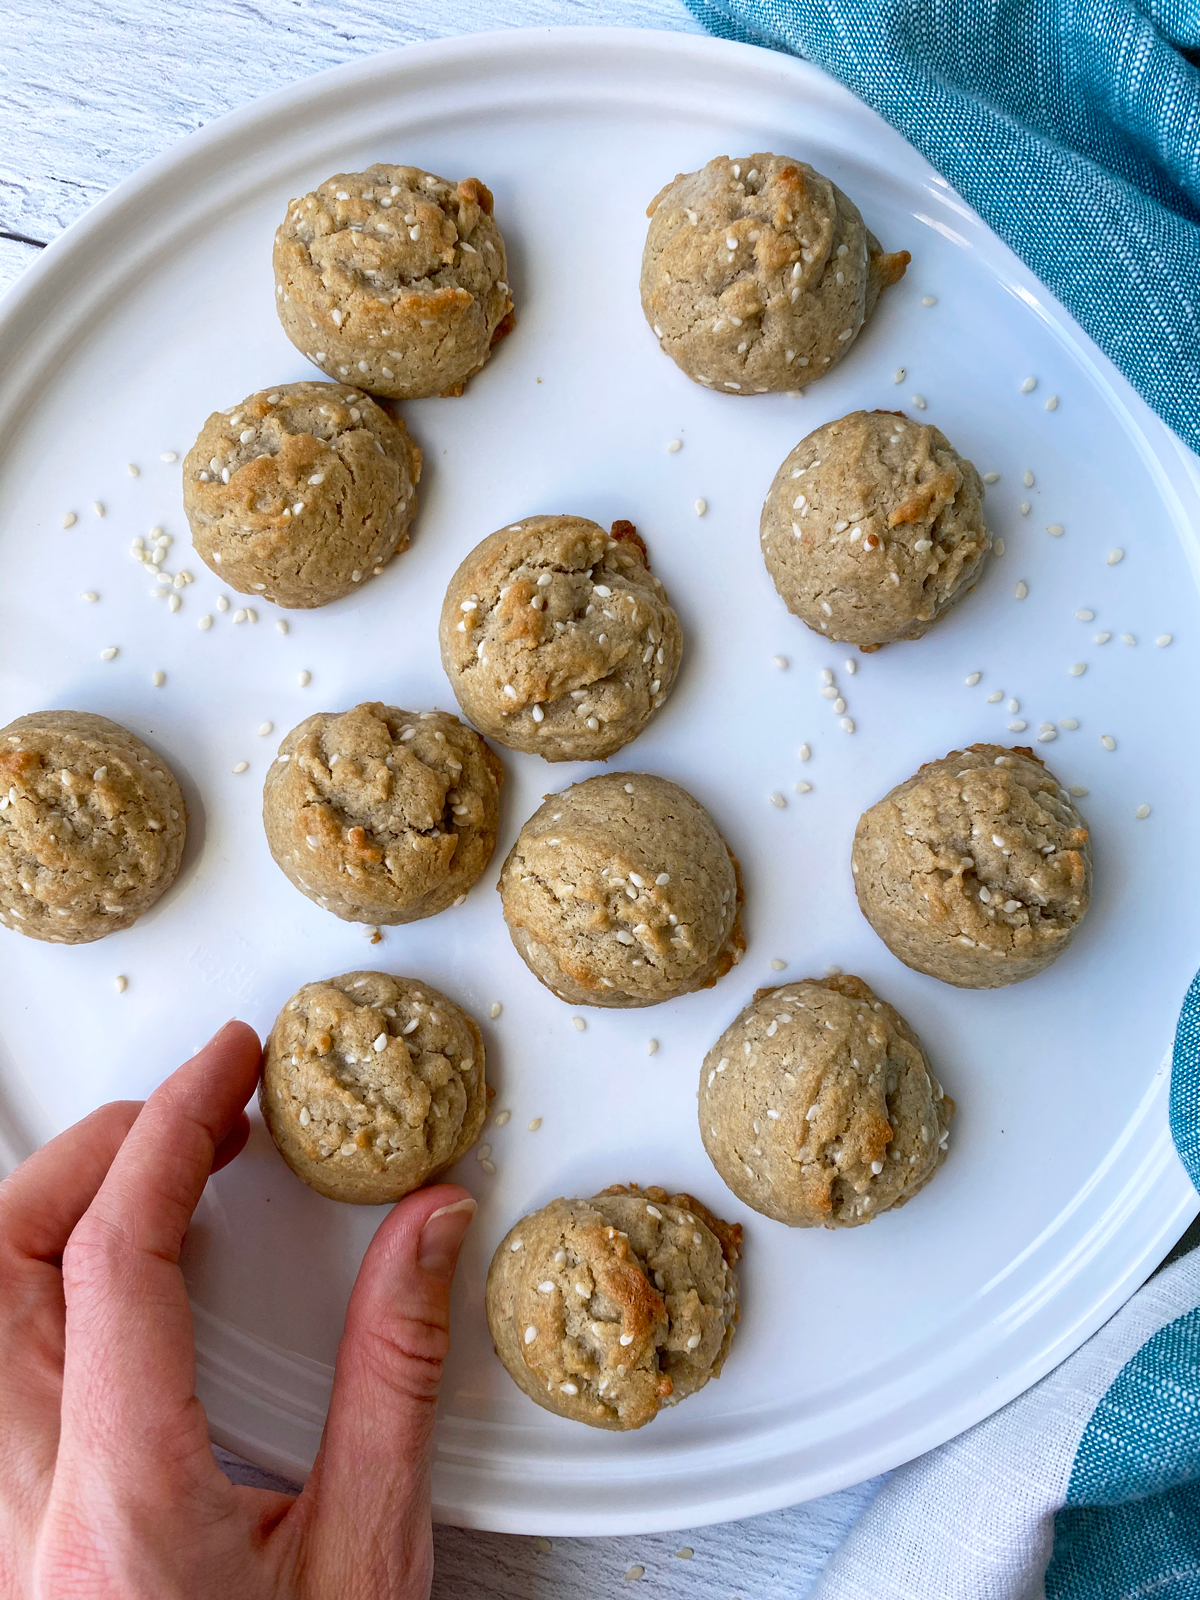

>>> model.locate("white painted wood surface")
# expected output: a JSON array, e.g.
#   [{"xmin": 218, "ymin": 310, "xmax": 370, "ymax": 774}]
[{"xmin": 2, "ymin": 2, "xmax": 880, "ymax": 1592}]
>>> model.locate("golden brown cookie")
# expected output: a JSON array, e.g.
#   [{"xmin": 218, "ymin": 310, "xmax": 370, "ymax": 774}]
[
  {"xmin": 438, "ymin": 515, "xmax": 682, "ymax": 762},
  {"xmin": 260, "ymin": 971, "xmax": 487, "ymax": 1204},
  {"xmin": 263, "ymin": 703, "xmax": 503, "ymax": 925},
  {"xmin": 0, "ymin": 710, "xmax": 185, "ymax": 944},
  {"xmin": 760, "ymin": 410, "xmax": 989, "ymax": 649},
  {"xmin": 485, "ymin": 1184, "xmax": 741, "ymax": 1430},
  {"xmin": 498, "ymin": 772, "xmax": 744, "ymax": 1007},
  {"xmin": 182, "ymin": 381, "xmax": 420, "ymax": 608},
  {"xmin": 700, "ymin": 975, "xmax": 953, "ymax": 1227},
  {"xmin": 852, "ymin": 745, "xmax": 1093, "ymax": 987},
  {"xmin": 274, "ymin": 164, "xmax": 514, "ymax": 399},
  {"xmin": 640, "ymin": 153, "xmax": 908, "ymax": 394}
]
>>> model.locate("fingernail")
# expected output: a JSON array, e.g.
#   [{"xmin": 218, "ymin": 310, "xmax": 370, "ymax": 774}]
[{"xmin": 418, "ymin": 1197, "xmax": 477, "ymax": 1278}]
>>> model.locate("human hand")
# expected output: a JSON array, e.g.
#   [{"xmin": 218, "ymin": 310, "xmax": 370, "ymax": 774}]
[{"xmin": 0, "ymin": 1021, "xmax": 476, "ymax": 1600}]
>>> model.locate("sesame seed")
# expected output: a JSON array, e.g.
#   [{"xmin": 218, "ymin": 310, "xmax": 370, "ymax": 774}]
[
  {"xmin": 1014, "ymin": 581, "xmax": 1028, "ymax": 600},
  {"xmin": 232, "ymin": 760, "xmax": 249, "ymax": 774},
  {"xmin": 773, "ymin": 655, "xmax": 788, "ymax": 669},
  {"xmin": 81, "ymin": 591, "xmax": 98, "ymax": 603},
  {"xmin": 1037, "ymin": 729, "xmax": 1057, "ymax": 742},
  {"xmin": 168, "ymin": 594, "xmax": 181, "ymax": 613},
  {"xmin": 893, "ymin": 367, "xmax": 906, "ymax": 383},
  {"xmin": 1075, "ymin": 609, "xmax": 1095, "ymax": 621},
  {"xmin": 676, "ymin": 1549, "xmax": 694, "ymax": 1560},
  {"xmin": 1045, "ymin": 395, "xmax": 1059, "ymax": 411},
  {"xmin": 524, "ymin": 1326, "xmax": 537, "ymax": 1344},
  {"xmin": 770, "ymin": 958, "xmax": 787, "ymax": 972},
  {"xmin": 480, "ymin": 1159, "xmax": 496, "ymax": 1175},
  {"xmin": 277, "ymin": 619, "xmax": 289, "ymax": 634},
  {"xmin": 1020, "ymin": 376, "xmax": 1037, "ymax": 393},
  {"xmin": 527, "ymin": 1116, "xmax": 543, "ymax": 1132},
  {"xmin": 994, "ymin": 538, "xmax": 1006, "ymax": 555},
  {"xmin": 1009, "ymin": 698, "xmax": 1020, "ymax": 712},
  {"xmin": 493, "ymin": 1110, "xmax": 511, "ymax": 1128},
  {"xmin": 1107, "ymin": 549, "xmax": 1124, "ymax": 565},
  {"xmin": 1155, "ymin": 632, "xmax": 1172, "ymax": 646},
  {"xmin": 1136, "ymin": 803, "xmax": 1151, "ymax": 819},
  {"xmin": 114, "ymin": 975, "xmax": 127, "ymax": 994},
  {"xmin": 921, "ymin": 295, "xmax": 937, "ymax": 306},
  {"xmin": 965, "ymin": 671, "xmax": 982, "ymax": 686},
  {"xmin": 1069, "ymin": 785, "xmax": 1089, "ymax": 797},
  {"xmin": 769, "ymin": 792, "xmax": 786, "ymax": 808},
  {"xmin": 1021, "ymin": 501, "xmax": 1032, "ymax": 516},
  {"xmin": 1069, "ymin": 662, "xmax": 1087, "ymax": 676},
  {"xmin": 1060, "ymin": 717, "xmax": 1080, "ymax": 730},
  {"xmin": 647, "ymin": 1038, "xmax": 659, "ymax": 1056},
  {"xmin": 1009, "ymin": 719, "xmax": 1027, "ymax": 731},
  {"xmin": 62, "ymin": 512, "xmax": 77, "ymax": 528},
  {"xmin": 911, "ymin": 394, "xmax": 927, "ymax": 409},
  {"xmin": 694, "ymin": 498, "xmax": 707, "ymax": 516},
  {"xmin": 298, "ymin": 670, "xmax": 311, "ymax": 686},
  {"xmin": 983, "ymin": 472, "xmax": 1000, "ymax": 484},
  {"xmin": 153, "ymin": 670, "xmax": 166, "ymax": 687},
  {"xmin": 572, "ymin": 1017, "xmax": 586, "ymax": 1032},
  {"xmin": 99, "ymin": 646, "xmax": 118, "ymax": 661},
  {"xmin": 1121, "ymin": 632, "xmax": 1136, "ymax": 646},
  {"xmin": 666, "ymin": 439, "xmax": 682, "ymax": 453},
  {"xmin": 92, "ymin": 501, "xmax": 105, "ymax": 517},
  {"xmin": 798, "ymin": 742, "xmax": 811, "ymax": 762},
  {"xmin": 987, "ymin": 690, "xmax": 1003, "ymax": 703},
  {"xmin": 625, "ymin": 1567, "xmax": 644, "ymax": 1582},
  {"xmin": 841, "ymin": 717, "xmax": 855, "ymax": 733},
  {"xmin": 199, "ymin": 614, "xmax": 213, "ymax": 630},
  {"xmin": 1047, "ymin": 523, "xmax": 1064, "ymax": 537},
  {"xmin": 1101, "ymin": 734, "xmax": 1117, "ymax": 750}
]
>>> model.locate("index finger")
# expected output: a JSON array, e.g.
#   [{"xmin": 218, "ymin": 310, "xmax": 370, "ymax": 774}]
[{"xmin": 56, "ymin": 1021, "xmax": 261, "ymax": 1483}]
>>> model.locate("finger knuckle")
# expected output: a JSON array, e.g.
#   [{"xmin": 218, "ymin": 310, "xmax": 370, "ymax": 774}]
[{"xmin": 354, "ymin": 1314, "xmax": 450, "ymax": 1405}]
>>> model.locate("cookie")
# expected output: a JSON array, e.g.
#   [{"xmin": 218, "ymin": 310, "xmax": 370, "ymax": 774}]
[
  {"xmin": 700, "ymin": 975, "xmax": 953, "ymax": 1227},
  {"xmin": 0, "ymin": 710, "xmax": 185, "ymax": 944},
  {"xmin": 263, "ymin": 702, "xmax": 503, "ymax": 925},
  {"xmin": 273, "ymin": 164, "xmax": 514, "ymax": 399},
  {"xmin": 439, "ymin": 516, "xmax": 682, "ymax": 762},
  {"xmin": 760, "ymin": 410, "xmax": 989, "ymax": 649},
  {"xmin": 640, "ymin": 153, "xmax": 909, "ymax": 394},
  {"xmin": 498, "ymin": 772, "xmax": 744, "ymax": 1007},
  {"xmin": 260, "ymin": 971, "xmax": 487, "ymax": 1204},
  {"xmin": 486, "ymin": 1184, "xmax": 741, "ymax": 1430},
  {"xmin": 852, "ymin": 744, "xmax": 1092, "ymax": 987},
  {"xmin": 182, "ymin": 381, "xmax": 421, "ymax": 609}
]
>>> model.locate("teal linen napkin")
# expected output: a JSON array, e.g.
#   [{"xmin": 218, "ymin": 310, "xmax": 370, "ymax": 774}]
[{"xmin": 686, "ymin": 0, "xmax": 1200, "ymax": 456}]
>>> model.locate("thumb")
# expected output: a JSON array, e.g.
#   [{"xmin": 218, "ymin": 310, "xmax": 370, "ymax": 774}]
[{"xmin": 302, "ymin": 1185, "xmax": 476, "ymax": 1594}]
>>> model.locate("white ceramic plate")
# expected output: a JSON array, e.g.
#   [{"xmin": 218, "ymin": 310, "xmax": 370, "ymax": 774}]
[{"xmin": 1, "ymin": 27, "xmax": 1198, "ymax": 1536}]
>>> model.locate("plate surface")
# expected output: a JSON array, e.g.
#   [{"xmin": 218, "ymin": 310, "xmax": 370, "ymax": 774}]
[{"xmin": 1, "ymin": 27, "xmax": 1198, "ymax": 1536}]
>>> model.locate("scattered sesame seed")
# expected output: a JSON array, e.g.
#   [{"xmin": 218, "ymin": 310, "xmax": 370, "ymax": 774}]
[
  {"xmin": 1008, "ymin": 698, "xmax": 1020, "ymax": 712},
  {"xmin": 983, "ymin": 472, "xmax": 1000, "ymax": 484},
  {"xmin": 480, "ymin": 1159, "xmax": 496, "ymax": 1175},
  {"xmin": 1107, "ymin": 548, "xmax": 1124, "ymax": 565},
  {"xmin": 795, "ymin": 780, "xmax": 813, "ymax": 794},
  {"xmin": 1157, "ymin": 633, "xmax": 1173, "ymax": 646},
  {"xmin": 1020, "ymin": 501, "xmax": 1032, "ymax": 516},
  {"xmin": 987, "ymin": 690, "xmax": 1003, "ymax": 703},
  {"xmin": 114, "ymin": 975, "xmax": 127, "ymax": 994},
  {"xmin": 277, "ymin": 619, "xmax": 289, "ymax": 634},
  {"xmin": 965, "ymin": 671, "xmax": 982, "ymax": 686},
  {"xmin": 773, "ymin": 655, "xmax": 788, "ymax": 669},
  {"xmin": 769, "ymin": 792, "xmax": 786, "ymax": 808},
  {"xmin": 92, "ymin": 501, "xmax": 105, "ymax": 517},
  {"xmin": 1047, "ymin": 523, "xmax": 1064, "ymax": 536},
  {"xmin": 646, "ymin": 1038, "xmax": 659, "ymax": 1056},
  {"xmin": 841, "ymin": 717, "xmax": 855, "ymax": 733},
  {"xmin": 199, "ymin": 614, "xmax": 213, "ymax": 630},
  {"xmin": 168, "ymin": 594, "xmax": 181, "ymax": 613},
  {"xmin": 494, "ymin": 1110, "xmax": 511, "ymax": 1126},
  {"xmin": 61, "ymin": 512, "xmax": 77, "ymax": 528},
  {"xmin": 1045, "ymin": 395, "xmax": 1059, "ymax": 411},
  {"xmin": 911, "ymin": 394, "xmax": 927, "ymax": 409},
  {"xmin": 994, "ymin": 538, "xmax": 1006, "ymax": 555},
  {"xmin": 80, "ymin": 591, "xmax": 98, "ymax": 603},
  {"xmin": 528, "ymin": 1117, "xmax": 543, "ymax": 1131},
  {"xmin": 153, "ymin": 670, "xmax": 165, "ymax": 687},
  {"xmin": 825, "ymin": 963, "xmax": 842, "ymax": 976},
  {"xmin": 1008, "ymin": 719, "xmax": 1027, "ymax": 731},
  {"xmin": 893, "ymin": 367, "xmax": 906, "ymax": 384},
  {"xmin": 1101, "ymin": 734, "xmax": 1117, "ymax": 750},
  {"xmin": 625, "ymin": 1567, "xmax": 644, "ymax": 1583},
  {"xmin": 666, "ymin": 439, "xmax": 682, "ymax": 453},
  {"xmin": 1060, "ymin": 717, "xmax": 1080, "ymax": 730},
  {"xmin": 1069, "ymin": 785, "xmax": 1089, "ymax": 797},
  {"xmin": 99, "ymin": 646, "xmax": 118, "ymax": 661},
  {"xmin": 298, "ymin": 670, "xmax": 311, "ymax": 686},
  {"xmin": 1121, "ymin": 632, "xmax": 1136, "ymax": 646},
  {"xmin": 676, "ymin": 1548, "xmax": 694, "ymax": 1560},
  {"xmin": 770, "ymin": 958, "xmax": 787, "ymax": 971},
  {"xmin": 535, "ymin": 1537, "xmax": 551, "ymax": 1553},
  {"xmin": 1135, "ymin": 803, "xmax": 1151, "ymax": 819},
  {"xmin": 1069, "ymin": 662, "xmax": 1086, "ymax": 676},
  {"xmin": 1037, "ymin": 728, "xmax": 1058, "ymax": 742},
  {"xmin": 1014, "ymin": 581, "xmax": 1028, "ymax": 600},
  {"xmin": 127, "ymin": 462, "xmax": 140, "ymax": 477},
  {"xmin": 1020, "ymin": 376, "xmax": 1037, "ymax": 393},
  {"xmin": 232, "ymin": 760, "xmax": 249, "ymax": 774},
  {"xmin": 572, "ymin": 1017, "xmax": 586, "ymax": 1032},
  {"xmin": 799, "ymin": 743, "xmax": 811, "ymax": 761},
  {"xmin": 1095, "ymin": 631, "xmax": 1112, "ymax": 643}
]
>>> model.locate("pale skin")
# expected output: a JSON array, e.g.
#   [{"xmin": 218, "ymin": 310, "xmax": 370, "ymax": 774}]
[{"xmin": 0, "ymin": 1021, "xmax": 477, "ymax": 1600}]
